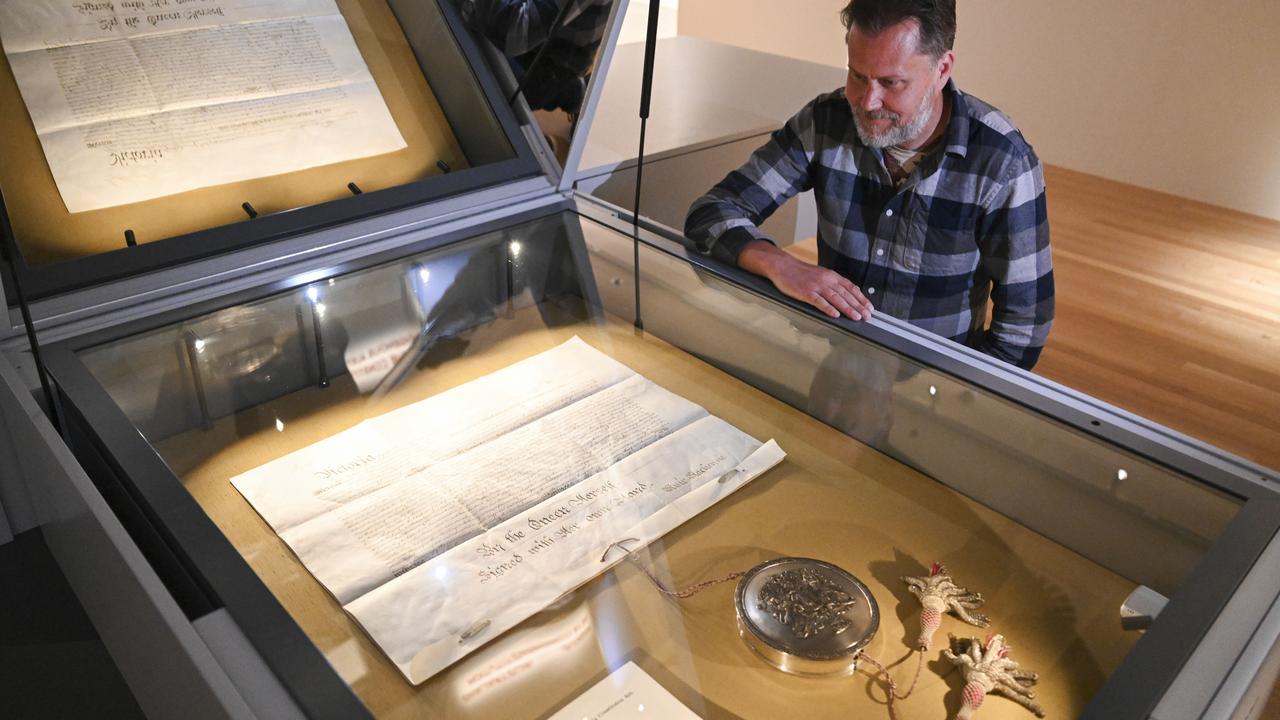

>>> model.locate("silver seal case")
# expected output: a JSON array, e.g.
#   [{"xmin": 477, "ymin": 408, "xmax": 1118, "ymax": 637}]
[{"xmin": 734, "ymin": 557, "xmax": 879, "ymax": 677}]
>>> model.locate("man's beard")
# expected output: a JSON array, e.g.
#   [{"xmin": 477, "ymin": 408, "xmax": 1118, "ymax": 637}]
[{"xmin": 853, "ymin": 89, "xmax": 936, "ymax": 149}]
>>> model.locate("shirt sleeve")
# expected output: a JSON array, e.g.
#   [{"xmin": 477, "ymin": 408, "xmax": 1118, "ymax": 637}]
[
  {"xmin": 684, "ymin": 99, "xmax": 817, "ymax": 265},
  {"xmin": 975, "ymin": 148, "xmax": 1055, "ymax": 370}
]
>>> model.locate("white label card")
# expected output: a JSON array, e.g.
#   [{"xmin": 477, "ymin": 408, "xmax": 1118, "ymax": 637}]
[{"xmin": 549, "ymin": 661, "xmax": 702, "ymax": 720}]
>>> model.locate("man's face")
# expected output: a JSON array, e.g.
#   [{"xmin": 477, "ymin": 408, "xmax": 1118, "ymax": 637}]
[{"xmin": 845, "ymin": 19, "xmax": 952, "ymax": 148}]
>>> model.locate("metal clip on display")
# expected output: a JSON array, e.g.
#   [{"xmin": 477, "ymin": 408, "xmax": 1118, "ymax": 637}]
[
  {"xmin": 347, "ymin": 182, "xmax": 363, "ymax": 195},
  {"xmin": 717, "ymin": 467, "xmax": 743, "ymax": 484},
  {"xmin": 458, "ymin": 619, "xmax": 491, "ymax": 644},
  {"xmin": 600, "ymin": 537, "xmax": 641, "ymax": 563},
  {"xmin": 241, "ymin": 201, "xmax": 258, "ymax": 219},
  {"xmin": 124, "ymin": 229, "xmax": 137, "ymax": 248}
]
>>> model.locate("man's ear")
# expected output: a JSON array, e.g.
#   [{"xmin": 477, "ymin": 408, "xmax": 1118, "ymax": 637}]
[{"xmin": 936, "ymin": 49, "xmax": 955, "ymax": 89}]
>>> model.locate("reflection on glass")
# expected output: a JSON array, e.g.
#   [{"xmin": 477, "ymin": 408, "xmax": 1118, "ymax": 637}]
[
  {"xmin": 459, "ymin": 0, "xmax": 616, "ymax": 116},
  {"xmin": 459, "ymin": 0, "xmax": 618, "ymax": 165},
  {"xmin": 805, "ymin": 347, "xmax": 899, "ymax": 448}
]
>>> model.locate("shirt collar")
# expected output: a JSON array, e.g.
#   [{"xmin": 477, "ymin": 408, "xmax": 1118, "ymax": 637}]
[{"xmin": 942, "ymin": 79, "xmax": 969, "ymax": 158}]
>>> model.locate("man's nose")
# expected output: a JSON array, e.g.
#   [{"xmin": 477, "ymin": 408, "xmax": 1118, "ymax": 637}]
[{"xmin": 858, "ymin": 84, "xmax": 883, "ymax": 111}]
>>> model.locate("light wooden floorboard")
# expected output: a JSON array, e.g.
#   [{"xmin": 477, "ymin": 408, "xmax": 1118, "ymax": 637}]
[{"xmin": 1037, "ymin": 166, "xmax": 1280, "ymax": 473}]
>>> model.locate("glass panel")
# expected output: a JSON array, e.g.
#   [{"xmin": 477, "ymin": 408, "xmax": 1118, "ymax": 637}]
[
  {"xmin": 78, "ymin": 211, "xmax": 1240, "ymax": 718},
  {"xmin": 457, "ymin": 0, "xmax": 621, "ymax": 168},
  {"xmin": 576, "ymin": 0, "xmax": 844, "ymax": 237},
  {"xmin": 0, "ymin": 0, "xmax": 515, "ymax": 275},
  {"xmin": 580, "ymin": 222, "xmax": 1239, "ymax": 597},
  {"xmin": 616, "ymin": 4, "xmax": 1280, "ymax": 481}
]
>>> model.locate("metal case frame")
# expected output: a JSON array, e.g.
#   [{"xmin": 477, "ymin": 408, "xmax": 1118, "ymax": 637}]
[
  {"xmin": 38, "ymin": 195, "xmax": 1280, "ymax": 718},
  {"xmin": 7, "ymin": 0, "xmax": 1280, "ymax": 716}
]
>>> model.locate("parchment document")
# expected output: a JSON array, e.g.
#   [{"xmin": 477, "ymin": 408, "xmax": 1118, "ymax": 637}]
[
  {"xmin": 0, "ymin": 0, "xmax": 406, "ymax": 212},
  {"xmin": 231, "ymin": 337, "xmax": 786, "ymax": 683}
]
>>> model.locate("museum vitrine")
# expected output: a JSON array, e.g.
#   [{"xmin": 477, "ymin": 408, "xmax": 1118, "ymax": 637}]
[
  {"xmin": 8, "ymin": 1, "xmax": 1280, "ymax": 718},
  {"xmin": 0, "ymin": 0, "xmax": 540, "ymax": 301},
  {"xmin": 40, "ymin": 202, "xmax": 1280, "ymax": 719}
]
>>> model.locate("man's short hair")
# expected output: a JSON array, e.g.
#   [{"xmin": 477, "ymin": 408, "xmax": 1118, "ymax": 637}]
[{"xmin": 840, "ymin": 0, "xmax": 957, "ymax": 60}]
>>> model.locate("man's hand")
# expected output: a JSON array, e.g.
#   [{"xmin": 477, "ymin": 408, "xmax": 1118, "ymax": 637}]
[{"xmin": 738, "ymin": 240, "xmax": 873, "ymax": 320}]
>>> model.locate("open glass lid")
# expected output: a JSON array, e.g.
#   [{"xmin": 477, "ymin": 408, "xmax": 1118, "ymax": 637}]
[
  {"xmin": 572, "ymin": 0, "xmax": 846, "ymax": 235},
  {"xmin": 0, "ymin": 0, "xmax": 569, "ymax": 301}
]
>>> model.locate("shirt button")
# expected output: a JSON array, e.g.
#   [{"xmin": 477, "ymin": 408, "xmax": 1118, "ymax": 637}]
[
  {"xmin": 875, "ymin": 248, "xmax": 884, "ymax": 256},
  {"xmin": 867, "ymin": 287, "xmax": 876, "ymax": 295},
  {"xmin": 885, "ymin": 209, "xmax": 894, "ymax": 217}
]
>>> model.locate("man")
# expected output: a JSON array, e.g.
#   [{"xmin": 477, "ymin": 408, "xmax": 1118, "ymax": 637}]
[{"xmin": 685, "ymin": 0, "xmax": 1053, "ymax": 369}]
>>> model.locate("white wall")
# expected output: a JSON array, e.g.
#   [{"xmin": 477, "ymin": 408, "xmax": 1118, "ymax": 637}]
[
  {"xmin": 618, "ymin": 0, "xmax": 680, "ymax": 45},
  {"xmin": 677, "ymin": 1, "xmax": 1280, "ymax": 221}
]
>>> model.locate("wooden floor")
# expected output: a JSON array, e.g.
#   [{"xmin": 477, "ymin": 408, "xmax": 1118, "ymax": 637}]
[
  {"xmin": 1036, "ymin": 166, "xmax": 1280, "ymax": 473},
  {"xmin": 789, "ymin": 163, "xmax": 1280, "ymax": 715},
  {"xmin": 788, "ymin": 164, "xmax": 1280, "ymax": 473}
]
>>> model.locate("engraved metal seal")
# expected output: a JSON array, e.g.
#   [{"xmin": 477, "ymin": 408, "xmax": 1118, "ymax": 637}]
[
  {"xmin": 757, "ymin": 566, "xmax": 858, "ymax": 639},
  {"xmin": 735, "ymin": 557, "xmax": 879, "ymax": 676}
]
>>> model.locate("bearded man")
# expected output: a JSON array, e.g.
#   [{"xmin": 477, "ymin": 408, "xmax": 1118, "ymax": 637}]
[{"xmin": 685, "ymin": 0, "xmax": 1053, "ymax": 369}]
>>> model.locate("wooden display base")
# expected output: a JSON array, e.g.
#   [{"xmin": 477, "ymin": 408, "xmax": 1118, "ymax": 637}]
[
  {"xmin": 157, "ymin": 303, "xmax": 1139, "ymax": 719},
  {"xmin": 0, "ymin": 0, "xmax": 466, "ymax": 266}
]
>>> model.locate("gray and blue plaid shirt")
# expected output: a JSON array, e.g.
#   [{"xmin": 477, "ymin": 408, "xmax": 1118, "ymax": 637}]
[{"xmin": 686, "ymin": 81, "xmax": 1054, "ymax": 369}]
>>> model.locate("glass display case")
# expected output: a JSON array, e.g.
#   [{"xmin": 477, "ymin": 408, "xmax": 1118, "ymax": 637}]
[
  {"xmin": 7, "ymin": 1, "xmax": 1280, "ymax": 719},
  {"xmin": 0, "ymin": 0, "xmax": 539, "ymax": 303},
  {"xmin": 41, "ymin": 201, "xmax": 1280, "ymax": 718}
]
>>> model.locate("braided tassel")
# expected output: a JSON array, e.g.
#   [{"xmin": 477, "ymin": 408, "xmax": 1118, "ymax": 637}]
[
  {"xmin": 956, "ymin": 678, "xmax": 990, "ymax": 719},
  {"xmin": 917, "ymin": 600, "xmax": 944, "ymax": 650},
  {"xmin": 902, "ymin": 562, "xmax": 988, "ymax": 651}
]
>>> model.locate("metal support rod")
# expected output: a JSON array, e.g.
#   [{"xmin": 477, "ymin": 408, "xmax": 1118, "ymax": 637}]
[
  {"xmin": 0, "ymin": 211, "xmax": 59, "ymax": 432},
  {"xmin": 309, "ymin": 297, "xmax": 329, "ymax": 389},
  {"xmin": 294, "ymin": 304, "xmax": 312, "ymax": 385},
  {"xmin": 630, "ymin": 0, "xmax": 662, "ymax": 331},
  {"xmin": 506, "ymin": 243, "xmax": 516, "ymax": 318},
  {"xmin": 183, "ymin": 333, "xmax": 213, "ymax": 431}
]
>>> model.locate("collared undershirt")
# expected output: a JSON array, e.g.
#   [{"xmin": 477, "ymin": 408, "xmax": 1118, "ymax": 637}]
[
  {"xmin": 883, "ymin": 144, "xmax": 929, "ymax": 186},
  {"xmin": 883, "ymin": 93, "xmax": 952, "ymax": 186}
]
